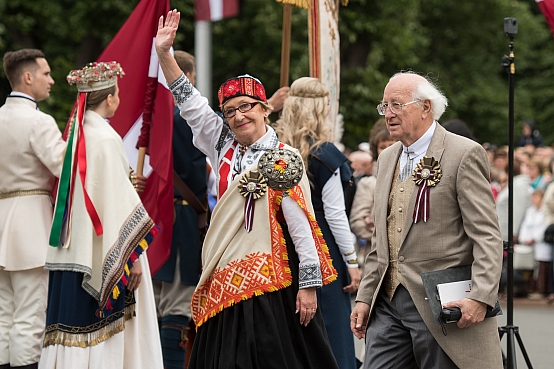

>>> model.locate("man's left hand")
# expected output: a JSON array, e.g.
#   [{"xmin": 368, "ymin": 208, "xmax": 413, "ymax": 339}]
[{"xmin": 443, "ymin": 297, "xmax": 487, "ymax": 329}]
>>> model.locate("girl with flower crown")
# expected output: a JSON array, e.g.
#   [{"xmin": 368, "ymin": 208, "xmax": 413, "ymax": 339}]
[{"xmin": 39, "ymin": 62, "xmax": 163, "ymax": 368}]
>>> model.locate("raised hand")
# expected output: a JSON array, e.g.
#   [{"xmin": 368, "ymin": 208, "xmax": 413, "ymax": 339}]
[{"xmin": 155, "ymin": 9, "xmax": 180, "ymax": 54}]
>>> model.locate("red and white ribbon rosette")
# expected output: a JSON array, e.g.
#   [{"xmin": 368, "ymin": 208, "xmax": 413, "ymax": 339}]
[
  {"xmin": 412, "ymin": 156, "xmax": 442, "ymax": 223},
  {"xmin": 237, "ymin": 148, "xmax": 304, "ymax": 232},
  {"xmin": 238, "ymin": 170, "xmax": 268, "ymax": 233}
]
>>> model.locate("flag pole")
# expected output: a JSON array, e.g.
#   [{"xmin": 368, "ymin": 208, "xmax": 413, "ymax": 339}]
[
  {"xmin": 136, "ymin": 147, "xmax": 147, "ymax": 176},
  {"xmin": 195, "ymin": 20, "xmax": 212, "ymax": 104}
]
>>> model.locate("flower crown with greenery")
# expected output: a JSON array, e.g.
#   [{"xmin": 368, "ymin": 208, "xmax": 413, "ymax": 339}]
[{"xmin": 67, "ymin": 61, "xmax": 124, "ymax": 92}]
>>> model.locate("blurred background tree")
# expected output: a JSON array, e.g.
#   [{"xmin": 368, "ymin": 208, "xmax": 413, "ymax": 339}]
[{"xmin": 1, "ymin": 0, "xmax": 553, "ymax": 149}]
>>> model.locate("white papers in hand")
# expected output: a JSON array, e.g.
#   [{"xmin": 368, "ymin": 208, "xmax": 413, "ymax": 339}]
[{"xmin": 437, "ymin": 280, "xmax": 472, "ymax": 305}]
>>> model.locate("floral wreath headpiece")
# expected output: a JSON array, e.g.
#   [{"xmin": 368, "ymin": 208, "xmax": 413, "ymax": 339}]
[
  {"xmin": 51, "ymin": 61, "xmax": 124, "ymax": 248},
  {"xmin": 67, "ymin": 61, "xmax": 125, "ymax": 92}
]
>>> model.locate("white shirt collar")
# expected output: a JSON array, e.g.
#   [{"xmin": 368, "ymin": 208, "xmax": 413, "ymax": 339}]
[
  {"xmin": 9, "ymin": 91, "xmax": 36, "ymax": 101},
  {"xmin": 252, "ymin": 125, "xmax": 278, "ymax": 148},
  {"xmin": 402, "ymin": 121, "xmax": 437, "ymax": 157}
]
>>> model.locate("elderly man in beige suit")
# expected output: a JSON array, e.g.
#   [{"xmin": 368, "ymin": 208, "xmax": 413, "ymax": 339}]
[
  {"xmin": 351, "ymin": 72, "xmax": 503, "ymax": 369},
  {"xmin": 0, "ymin": 49, "xmax": 65, "ymax": 369}
]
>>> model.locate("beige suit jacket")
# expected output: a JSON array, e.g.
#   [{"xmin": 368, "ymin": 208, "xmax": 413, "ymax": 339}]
[
  {"xmin": 357, "ymin": 124, "xmax": 503, "ymax": 368},
  {"xmin": 0, "ymin": 97, "xmax": 65, "ymax": 270},
  {"xmin": 349, "ymin": 175, "xmax": 376, "ymax": 240}
]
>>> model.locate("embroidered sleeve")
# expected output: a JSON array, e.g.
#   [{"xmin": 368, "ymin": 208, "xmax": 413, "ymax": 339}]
[
  {"xmin": 322, "ymin": 169, "xmax": 358, "ymax": 268},
  {"xmin": 168, "ymin": 73, "xmax": 223, "ymax": 168},
  {"xmin": 281, "ymin": 196, "xmax": 322, "ymax": 288},
  {"xmin": 299, "ymin": 263, "xmax": 323, "ymax": 288},
  {"xmin": 168, "ymin": 73, "xmax": 195, "ymax": 106},
  {"xmin": 216, "ymin": 123, "xmax": 233, "ymax": 156}
]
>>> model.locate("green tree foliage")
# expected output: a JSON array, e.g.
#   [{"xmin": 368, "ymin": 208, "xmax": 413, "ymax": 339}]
[
  {"xmin": 176, "ymin": 0, "xmax": 310, "ymax": 104},
  {"xmin": 0, "ymin": 0, "xmax": 553, "ymax": 148},
  {"xmin": 338, "ymin": 0, "xmax": 554, "ymax": 148},
  {"xmin": 339, "ymin": 0, "xmax": 428, "ymax": 148},
  {"xmin": 0, "ymin": 0, "xmax": 141, "ymax": 126}
]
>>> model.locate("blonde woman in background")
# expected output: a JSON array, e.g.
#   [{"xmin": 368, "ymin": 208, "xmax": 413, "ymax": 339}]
[{"xmin": 275, "ymin": 77, "xmax": 361, "ymax": 369}]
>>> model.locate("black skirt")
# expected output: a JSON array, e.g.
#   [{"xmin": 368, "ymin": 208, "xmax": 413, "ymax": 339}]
[{"xmin": 188, "ymin": 224, "xmax": 339, "ymax": 369}]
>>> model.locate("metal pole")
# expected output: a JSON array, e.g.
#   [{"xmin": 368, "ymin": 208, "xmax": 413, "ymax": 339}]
[
  {"xmin": 506, "ymin": 34, "xmax": 516, "ymax": 369},
  {"xmin": 195, "ymin": 20, "xmax": 212, "ymax": 104}
]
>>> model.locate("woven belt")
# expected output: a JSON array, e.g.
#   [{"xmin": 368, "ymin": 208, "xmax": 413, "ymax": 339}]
[{"xmin": 0, "ymin": 189, "xmax": 51, "ymax": 200}]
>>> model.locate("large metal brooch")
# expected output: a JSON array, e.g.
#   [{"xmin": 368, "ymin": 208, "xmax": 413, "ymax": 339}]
[
  {"xmin": 412, "ymin": 156, "xmax": 442, "ymax": 223},
  {"xmin": 257, "ymin": 148, "xmax": 303, "ymax": 190}
]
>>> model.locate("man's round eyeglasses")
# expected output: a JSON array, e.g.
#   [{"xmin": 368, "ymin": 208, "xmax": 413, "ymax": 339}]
[
  {"xmin": 223, "ymin": 102, "xmax": 260, "ymax": 118},
  {"xmin": 376, "ymin": 100, "xmax": 419, "ymax": 116}
]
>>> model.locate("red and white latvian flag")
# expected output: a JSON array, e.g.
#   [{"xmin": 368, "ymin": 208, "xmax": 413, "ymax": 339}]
[
  {"xmin": 195, "ymin": 0, "xmax": 239, "ymax": 21},
  {"xmin": 537, "ymin": 0, "xmax": 554, "ymax": 37},
  {"xmin": 97, "ymin": 0, "xmax": 174, "ymax": 275}
]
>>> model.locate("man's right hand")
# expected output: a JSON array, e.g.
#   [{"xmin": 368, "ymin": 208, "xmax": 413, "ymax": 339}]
[{"xmin": 350, "ymin": 301, "xmax": 370, "ymax": 339}]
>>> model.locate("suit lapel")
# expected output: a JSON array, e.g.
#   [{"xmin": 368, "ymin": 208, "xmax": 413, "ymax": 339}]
[
  {"xmin": 381, "ymin": 143, "xmax": 402, "ymax": 201},
  {"xmin": 400, "ymin": 124, "xmax": 447, "ymax": 245},
  {"xmin": 374, "ymin": 143, "xmax": 402, "ymax": 260}
]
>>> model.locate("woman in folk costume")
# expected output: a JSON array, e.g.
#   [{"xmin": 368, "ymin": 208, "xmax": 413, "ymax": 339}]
[
  {"xmin": 155, "ymin": 10, "xmax": 339, "ymax": 369},
  {"xmin": 39, "ymin": 62, "xmax": 163, "ymax": 369},
  {"xmin": 275, "ymin": 77, "xmax": 361, "ymax": 369}
]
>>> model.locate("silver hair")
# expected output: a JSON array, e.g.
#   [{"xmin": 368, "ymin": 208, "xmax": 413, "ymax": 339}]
[{"xmin": 390, "ymin": 71, "xmax": 448, "ymax": 120}]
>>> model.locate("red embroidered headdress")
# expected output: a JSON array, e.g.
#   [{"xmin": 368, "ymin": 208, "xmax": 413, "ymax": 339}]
[{"xmin": 217, "ymin": 74, "xmax": 267, "ymax": 107}]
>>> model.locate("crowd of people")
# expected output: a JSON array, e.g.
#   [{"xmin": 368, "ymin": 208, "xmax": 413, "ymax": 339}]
[
  {"xmin": 489, "ymin": 141, "xmax": 554, "ymax": 302},
  {"xmin": 1, "ymin": 7, "xmax": 552, "ymax": 369}
]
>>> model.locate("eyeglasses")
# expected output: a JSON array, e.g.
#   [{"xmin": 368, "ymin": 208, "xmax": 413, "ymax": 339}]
[
  {"xmin": 376, "ymin": 100, "xmax": 419, "ymax": 115},
  {"xmin": 222, "ymin": 102, "xmax": 260, "ymax": 119}
]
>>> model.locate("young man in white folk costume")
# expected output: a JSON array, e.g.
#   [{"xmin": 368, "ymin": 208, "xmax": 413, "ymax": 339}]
[{"xmin": 0, "ymin": 49, "xmax": 65, "ymax": 369}]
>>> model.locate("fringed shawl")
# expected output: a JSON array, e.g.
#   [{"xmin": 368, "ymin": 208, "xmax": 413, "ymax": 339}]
[
  {"xmin": 191, "ymin": 146, "xmax": 337, "ymax": 327},
  {"xmin": 46, "ymin": 110, "xmax": 157, "ymax": 317}
]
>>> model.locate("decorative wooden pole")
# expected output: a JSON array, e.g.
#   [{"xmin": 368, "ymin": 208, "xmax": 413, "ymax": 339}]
[
  {"xmin": 136, "ymin": 147, "xmax": 147, "ymax": 176},
  {"xmin": 280, "ymin": 4, "xmax": 292, "ymax": 87},
  {"xmin": 277, "ymin": 0, "xmax": 309, "ymax": 87}
]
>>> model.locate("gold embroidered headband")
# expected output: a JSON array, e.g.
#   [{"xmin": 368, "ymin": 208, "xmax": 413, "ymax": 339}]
[{"xmin": 288, "ymin": 91, "xmax": 329, "ymax": 98}]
